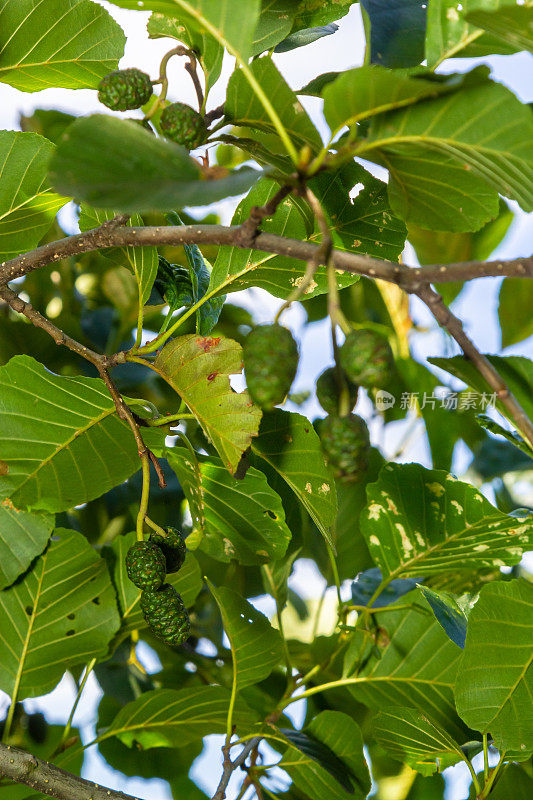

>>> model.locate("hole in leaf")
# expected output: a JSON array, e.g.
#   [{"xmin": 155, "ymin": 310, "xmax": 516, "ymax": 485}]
[
  {"xmin": 66, "ymin": 629, "xmax": 75, "ymax": 637},
  {"xmin": 265, "ymin": 510, "xmax": 277, "ymax": 520},
  {"xmin": 92, "ymin": 597, "xmax": 100, "ymax": 605},
  {"xmin": 67, "ymin": 613, "xmax": 75, "ymax": 620},
  {"xmin": 25, "ymin": 606, "xmax": 33, "ymax": 616}
]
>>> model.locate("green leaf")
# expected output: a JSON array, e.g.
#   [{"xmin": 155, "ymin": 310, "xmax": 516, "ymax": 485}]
[
  {"xmin": 19, "ymin": 108, "xmax": 76, "ymax": 145},
  {"xmin": 310, "ymin": 162, "xmax": 407, "ymax": 261},
  {"xmin": 225, "ymin": 57, "xmax": 323, "ymax": 153},
  {"xmin": 361, "ymin": 462, "xmax": 533, "ymax": 578},
  {"xmin": 0, "ymin": 0, "xmax": 125, "ymax": 91},
  {"xmin": 499, "ymin": 278, "xmax": 533, "ymax": 348},
  {"xmin": 465, "ymin": 6, "xmax": 533, "ymax": 53},
  {"xmin": 0, "ymin": 502, "xmax": 53, "ymax": 591},
  {"xmin": 476, "ymin": 415, "xmax": 533, "ymax": 461},
  {"xmin": 425, "ymin": 0, "xmax": 520, "ymax": 66},
  {"xmin": 147, "ymin": 12, "xmax": 223, "ymax": 92},
  {"xmin": 351, "ymin": 568, "xmax": 418, "ymax": 608},
  {"xmin": 292, "ymin": 0, "xmax": 353, "ymax": 28},
  {"xmin": 251, "ymin": 1, "xmax": 296, "ymax": 56},
  {"xmin": 429, "ymin": 354, "xmax": 533, "ymax": 439},
  {"xmin": 484, "ymin": 764, "xmax": 533, "ymax": 800},
  {"xmin": 361, "ymin": 0, "xmax": 427, "ymax": 67},
  {"xmin": 167, "ymin": 449, "xmax": 291, "ymax": 564},
  {"xmin": 79, "ymin": 205, "xmax": 158, "ymax": 306},
  {"xmin": 358, "ymin": 81, "xmax": 533, "ymax": 228},
  {"xmin": 280, "ymin": 711, "xmax": 371, "ymax": 800},
  {"xmin": 0, "ymin": 528, "xmax": 120, "ymax": 699},
  {"xmin": 0, "ymin": 132, "xmax": 67, "ymax": 261},
  {"xmin": 166, "ymin": 211, "xmax": 224, "ymax": 335},
  {"xmin": 373, "ymin": 707, "xmax": 465, "ymax": 776},
  {"xmin": 274, "ymin": 23, "xmax": 339, "ymax": 53},
  {"xmin": 49, "ymin": 115, "xmax": 260, "ymax": 212},
  {"xmin": 210, "ymin": 178, "xmax": 359, "ymax": 299},
  {"xmin": 418, "ymin": 585, "xmax": 467, "ymax": 649},
  {"xmin": 322, "ymin": 65, "xmax": 459, "ymax": 135},
  {"xmin": 0, "ymin": 356, "xmax": 165, "ymax": 513},
  {"xmin": 250, "ymin": 409, "xmax": 337, "ymax": 548},
  {"xmin": 107, "ymin": 530, "xmax": 202, "ymax": 641},
  {"xmin": 348, "ymin": 589, "xmax": 467, "ymax": 738},
  {"xmin": 111, "ymin": 0, "xmax": 261, "ymax": 60},
  {"xmin": 456, "ymin": 579, "xmax": 533, "ymax": 757},
  {"xmin": 154, "ymin": 334, "xmax": 261, "ymax": 474},
  {"xmin": 209, "ymin": 582, "xmax": 283, "ymax": 690},
  {"xmin": 104, "ymin": 686, "xmax": 257, "ymax": 749}
]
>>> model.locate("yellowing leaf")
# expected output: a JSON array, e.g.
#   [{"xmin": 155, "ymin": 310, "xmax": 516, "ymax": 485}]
[{"xmin": 154, "ymin": 335, "xmax": 261, "ymax": 473}]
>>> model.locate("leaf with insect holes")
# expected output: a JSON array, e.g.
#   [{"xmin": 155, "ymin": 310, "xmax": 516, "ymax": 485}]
[
  {"xmin": 167, "ymin": 449, "xmax": 291, "ymax": 565},
  {"xmin": 0, "ymin": 529, "xmax": 119, "ymax": 699},
  {"xmin": 154, "ymin": 335, "xmax": 261, "ymax": 474}
]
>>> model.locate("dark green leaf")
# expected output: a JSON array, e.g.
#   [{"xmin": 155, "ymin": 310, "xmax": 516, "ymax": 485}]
[
  {"xmin": 373, "ymin": 707, "xmax": 465, "ymax": 775},
  {"xmin": 348, "ymin": 589, "xmax": 467, "ymax": 739},
  {"xmin": 0, "ymin": 529, "xmax": 120, "ymax": 699},
  {"xmin": 49, "ymin": 115, "xmax": 260, "ymax": 212},
  {"xmin": 0, "ymin": 0, "xmax": 125, "ymax": 91},
  {"xmin": 209, "ymin": 582, "xmax": 283, "ymax": 690},
  {"xmin": 280, "ymin": 711, "xmax": 371, "ymax": 800},
  {"xmin": 251, "ymin": 409, "xmax": 337, "ymax": 548},
  {"xmin": 292, "ymin": 0, "xmax": 353, "ymax": 29},
  {"xmin": 352, "ymin": 568, "xmax": 418, "ymax": 609},
  {"xmin": 167, "ymin": 449, "xmax": 291, "ymax": 565},
  {"xmin": 0, "ymin": 356, "xmax": 165, "ymax": 513},
  {"xmin": 275, "ymin": 24, "xmax": 339, "ymax": 53},
  {"xmin": 251, "ymin": 1, "xmax": 296, "ymax": 56},
  {"xmin": 484, "ymin": 764, "xmax": 533, "ymax": 800},
  {"xmin": 361, "ymin": 462, "xmax": 533, "ymax": 578},
  {"xmin": 499, "ymin": 278, "xmax": 533, "ymax": 348},
  {"xmin": 104, "ymin": 686, "xmax": 257, "ymax": 749},
  {"xmin": 361, "ymin": 0, "xmax": 427, "ymax": 67},
  {"xmin": 455, "ymin": 579, "xmax": 533, "ymax": 757},
  {"xmin": 418, "ymin": 585, "xmax": 467, "ymax": 649},
  {"xmin": 0, "ymin": 502, "xmax": 53, "ymax": 591}
]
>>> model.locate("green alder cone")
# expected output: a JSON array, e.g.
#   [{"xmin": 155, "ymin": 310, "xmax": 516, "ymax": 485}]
[
  {"xmin": 316, "ymin": 366, "xmax": 359, "ymax": 416},
  {"xmin": 150, "ymin": 527, "xmax": 186, "ymax": 574},
  {"xmin": 125, "ymin": 540, "xmax": 166, "ymax": 590},
  {"xmin": 140, "ymin": 584, "xmax": 191, "ymax": 646},
  {"xmin": 339, "ymin": 329, "xmax": 394, "ymax": 388},
  {"xmin": 160, "ymin": 102, "xmax": 207, "ymax": 149},
  {"xmin": 243, "ymin": 323, "xmax": 299, "ymax": 410},
  {"xmin": 97, "ymin": 68, "xmax": 153, "ymax": 111},
  {"xmin": 318, "ymin": 413, "xmax": 370, "ymax": 480}
]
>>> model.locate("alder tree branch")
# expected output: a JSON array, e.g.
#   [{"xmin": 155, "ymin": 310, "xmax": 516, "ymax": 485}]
[
  {"xmin": 1, "ymin": 223, "xmax": 531, "ymax": 289},
  {"xmin": 0, "ymin": 742, "xmax": 142, "ymax": 800},
  {"xmin": 412, "ymin": 284, "xmax": 533, "ymax": 448},
  {"xmin": 212, "ymin": 737, "xmax": 262, "ymax": 800},
  {"xmin": 0, "ymin": 285, "xmax": 166, "ymax": 489}
]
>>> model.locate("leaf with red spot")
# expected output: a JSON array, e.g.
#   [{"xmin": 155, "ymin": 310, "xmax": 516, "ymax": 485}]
[{"xmin": 154, "ymin": 335, "xmax": 262, "ymax": 473}]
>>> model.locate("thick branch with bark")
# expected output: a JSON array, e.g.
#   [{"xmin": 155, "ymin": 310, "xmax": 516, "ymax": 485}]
[
  {"xmin": 412, "ymin": 284, "xmax": 533, "ymax": 448},
  {"xmin": 0, "ymin": 224, "xmax": 531, "ymax": 288},
  {"xmin": 0, "ymin": 743, "xmax": 142, "ymax": 800}
]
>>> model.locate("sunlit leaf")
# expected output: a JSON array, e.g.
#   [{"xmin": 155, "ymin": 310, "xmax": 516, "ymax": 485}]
[
  {"xmin": 154, "ymin": 334, "xmax": 261, "ymax": 474},
  {"xmin": 0, "ymin": 528, "xmax": 120, "ymax": 699}
]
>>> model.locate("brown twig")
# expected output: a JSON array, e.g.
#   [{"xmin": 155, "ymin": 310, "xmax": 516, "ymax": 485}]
[
  {"xmin": 1, "ymin": 224, "xmax": 530, "ymax": 289},
  {"xmin": 212, "ymin": 737, "xmax": 262, "ymax": 800},
  {"xmin": 236, "ymin": 184, "xmax": 295, "ymax": 248},
  {"xmin": 0, "ymin": 742, "xmax": 142, "ymax": 800},
  {"xmin": 412, "ymin": 284, "xmax": 533, "ymax": 448},
  {"xmin": 184, "ymin": 54, "xmax": 204, "ymax": 111},
  {"xmin": 0, "ymin": 285, "xmax": 166, "ymax": 489}
]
